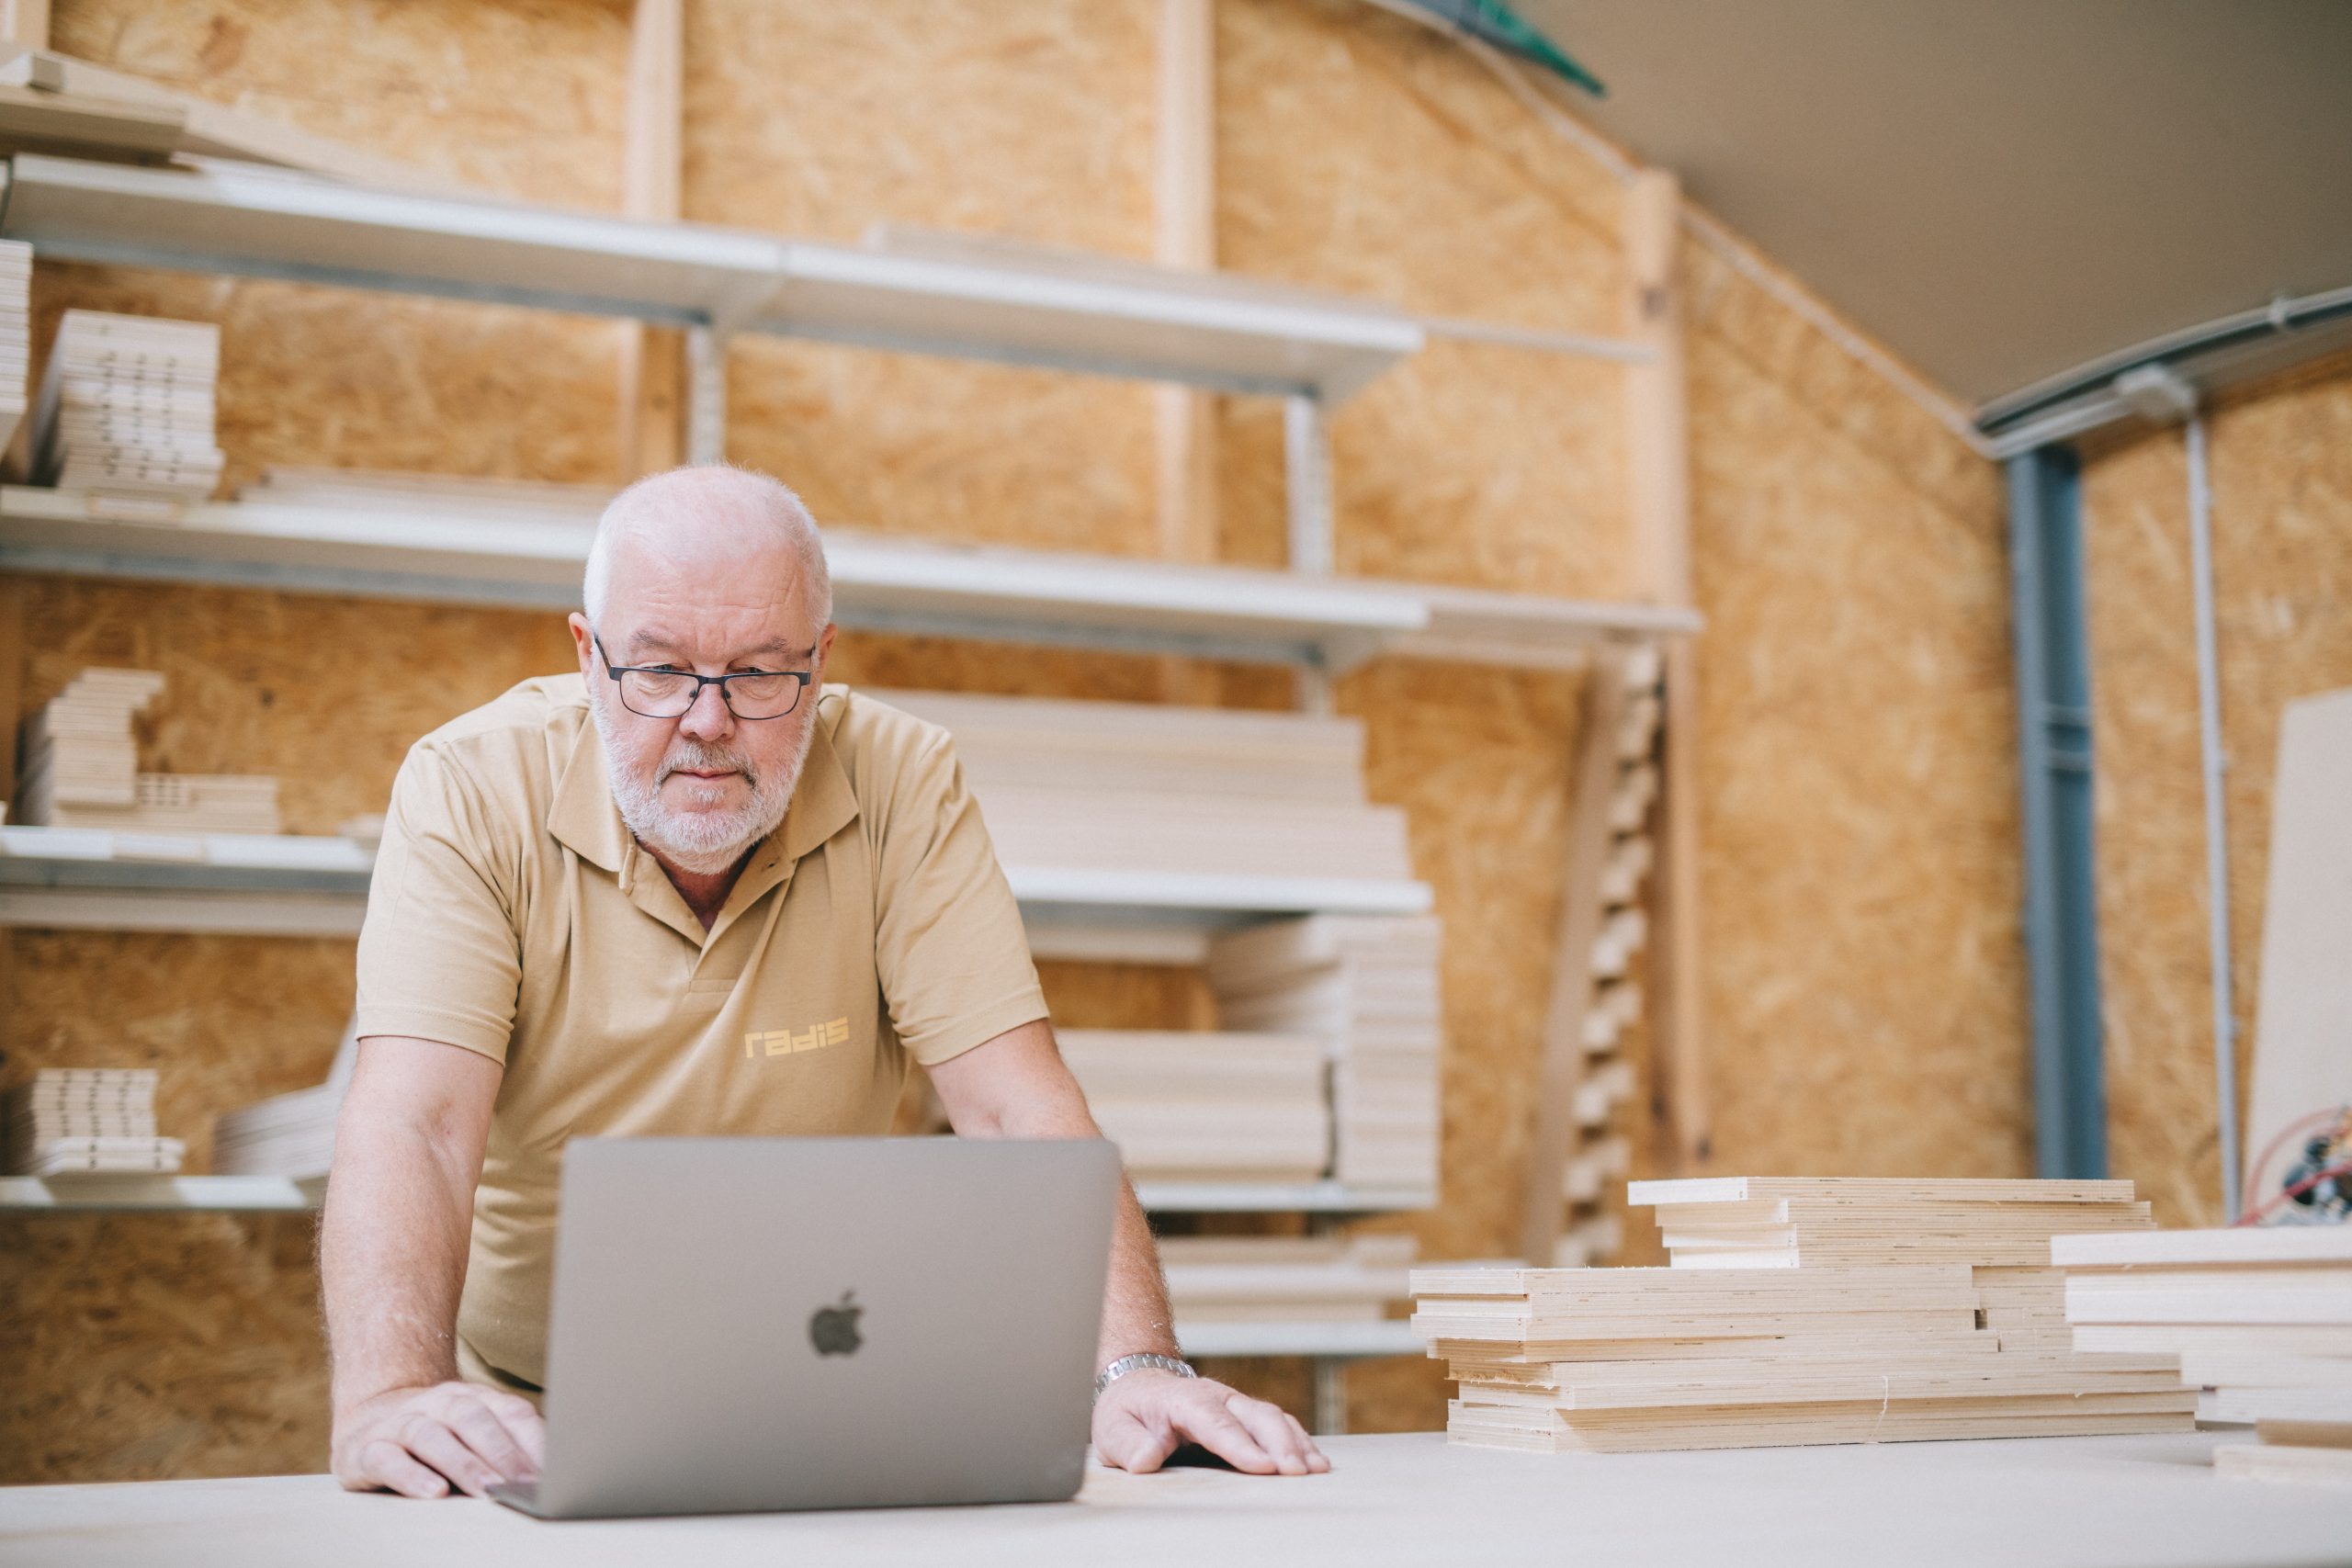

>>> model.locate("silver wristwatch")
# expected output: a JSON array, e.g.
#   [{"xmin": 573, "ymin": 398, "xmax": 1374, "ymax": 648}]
[{"xmin": 1094, "ymin": 1352, "xmax": 1196, "ymax": 1400}]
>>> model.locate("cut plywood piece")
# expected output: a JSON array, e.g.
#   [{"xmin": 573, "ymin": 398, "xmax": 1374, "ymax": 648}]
[
  {"xmin": 0, "ymin": 48, "xmax": 457, "ymax": 193},
  {"xmin": 2244, "ymin": 689, "xmax": 2352, "ymax": 1211},
  {"xmin": 2053, "ymin": 1228, "xmax": 2352, "ymax": 1269}
]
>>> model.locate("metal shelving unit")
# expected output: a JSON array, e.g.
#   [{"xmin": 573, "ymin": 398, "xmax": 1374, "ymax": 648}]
[{"xmin": 0, "ymin": 142, "xmax": 1692, "ymax": 1380}]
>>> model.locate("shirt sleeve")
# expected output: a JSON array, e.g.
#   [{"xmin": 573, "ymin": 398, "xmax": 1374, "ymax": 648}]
[
  {"xmin": 871, "ymin": 728, "xmax": 1050, "ymax": 1066},
  {"xmin": 353, "ymin": 741, "xmax": 525, "ymax": 1064}
]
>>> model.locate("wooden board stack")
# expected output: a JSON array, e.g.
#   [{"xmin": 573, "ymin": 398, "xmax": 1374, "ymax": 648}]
[
  {"xmin": 1207, "ymin": 915, "xmax": 1442, "ymax": 1190},
  {"xmin": 33, "ymin": 310, "xmax": 224, "ymax": 503},
  {"xmin": 3, "ymin": 1068, "xmax": 184, "ymax": 1176},
  {"xmin": 0, "ymin": 240, "xmax": 30, "ymax": 456},
  {"xmin": 13, "ymin": 667, "xmax": 281, "ymax": 833},
  {"xmin": 2054, "ymin": 1226, "xmax": 2352, "ymax": 1487},
  {"xmin": 1413, "ymin": 1177, "xmax": 2197, "ymax": 1452},
  {"xmin": 1160, "ymin": 1235, "xmax": 1416, "ymax": 1325},
  {"xmin": 1056, "ymin": 1029, "xmax": 1328, "ymax": 1183},
  {"xmin": 864, "ymin": 688, "xmax": 1415, "ymax": 889},
  {"xmin": 212, "ymin": 1018, "xmax": 359, "ymax": 1180}
]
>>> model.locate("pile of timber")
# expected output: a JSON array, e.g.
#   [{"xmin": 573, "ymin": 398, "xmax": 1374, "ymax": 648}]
[
  {"xmin": 33, "ymin": 310, "xmax": 224, "ymax": 503},
  {"xmin": 1056, "ymin": 1029, "xmax": 1328, "ymax": 1183},
  {"xmin": 2056, "ymin": 1225, "xmax": 2352, "ymax": 1487},
  {"xmin": 1208, "ymin": 915, "xmax": 1442, "ymax": 1190},
  {"xmin": 1413, "ymin": 1177, "xmax": 2197, "ymax": 1452},
  {"xmin": 1160, "ymin": 1235, "xmax": 1416, "ymax": 1325},
  {"xmin": 3, "ymin": 1068, "xmax": 182, "ymax": 1176},
  {"xmin": 13, "ymin": 667, "xmax": 280, "ymax": 834},
  {"xmin": 863, "ymin": 688, "xmax": 1416, "ymax": 889}
]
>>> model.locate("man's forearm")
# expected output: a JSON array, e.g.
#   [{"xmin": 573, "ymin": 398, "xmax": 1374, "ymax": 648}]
[
  {"xmin": 320, "ymin": 1106, "xmax": 481, "ymax": 1415},
  {"xmin": 1098, "ymin": 1181, "xmax": 1182, "ymax": 1366}
]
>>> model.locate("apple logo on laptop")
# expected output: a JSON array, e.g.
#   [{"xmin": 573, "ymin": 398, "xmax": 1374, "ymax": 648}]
[{"xmin": 809, "ymin": 1291, "xmax": 863, "ymax": 1357}]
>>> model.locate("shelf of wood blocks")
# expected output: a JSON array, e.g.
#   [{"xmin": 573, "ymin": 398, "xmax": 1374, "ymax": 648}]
[{"xmin": 1416, "ymin": 1178, "xmax": 2198, "ymax": 1452}]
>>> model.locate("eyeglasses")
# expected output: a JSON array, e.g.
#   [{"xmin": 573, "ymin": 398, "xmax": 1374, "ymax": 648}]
[{"xmin": 594, "ymin": 635, "xmax": 815, "ymax": 721}]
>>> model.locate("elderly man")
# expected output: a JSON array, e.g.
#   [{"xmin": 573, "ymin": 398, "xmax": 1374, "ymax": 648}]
[{"xmin": 322, "ymin": 465, "xmax": 1328, "ymax": 1500}]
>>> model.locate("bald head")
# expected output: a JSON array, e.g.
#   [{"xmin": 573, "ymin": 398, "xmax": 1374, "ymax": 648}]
[{"xmin": 582, "ymin": 465, "xmax": 832, "ymax": 629}]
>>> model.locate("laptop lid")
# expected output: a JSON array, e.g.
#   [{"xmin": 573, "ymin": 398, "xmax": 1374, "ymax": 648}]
[{"xmin": 526, "ymin": 1135, "xmax": 1120, "ymax": 1518}]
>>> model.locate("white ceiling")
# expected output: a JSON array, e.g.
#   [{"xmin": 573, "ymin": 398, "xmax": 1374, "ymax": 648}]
[{"xmin": 1516, "ymin": 0, "xmax": 2352, "ymax": 412}]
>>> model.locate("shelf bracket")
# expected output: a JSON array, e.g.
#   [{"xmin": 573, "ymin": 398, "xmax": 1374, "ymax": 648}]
[
  {"xmin": 1283, "ymin": 392, "xmax": 1333, "ymax": 577},
  {"xmin": 684, "ymin": 325, "xmax": 727, "ymax": 465}
]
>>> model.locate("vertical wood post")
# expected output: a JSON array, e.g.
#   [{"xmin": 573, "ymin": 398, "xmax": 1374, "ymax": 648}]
[
  {"xmin": 1624, "ymin": 170, "xmax": 1711, "ymax": 1173},
  {"xmin": 618, "ymin": 0, "xmax": 685, "ymax": 478}
]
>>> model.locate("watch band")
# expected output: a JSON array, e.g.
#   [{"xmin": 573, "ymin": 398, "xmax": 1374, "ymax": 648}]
[{"xmin": 1094, "ymin": 1352, "xmax": 1197, "ymax": 1400}]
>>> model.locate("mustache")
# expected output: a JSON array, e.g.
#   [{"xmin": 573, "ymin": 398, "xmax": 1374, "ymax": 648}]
[{"xmin": 657, "ymin": 740, "xmax": 756, "ymax": 788}]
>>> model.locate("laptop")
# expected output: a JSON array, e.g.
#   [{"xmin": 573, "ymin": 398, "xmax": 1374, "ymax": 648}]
[{"xmin": 487, "ymin": 1135, "xmax": 1121, "ymax": 1519}]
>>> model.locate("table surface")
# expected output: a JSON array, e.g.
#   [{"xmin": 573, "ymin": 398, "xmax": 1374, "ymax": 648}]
[{"xmin": 4, "ymin": 1431, "xmax": 2347, "ymax": 1568}]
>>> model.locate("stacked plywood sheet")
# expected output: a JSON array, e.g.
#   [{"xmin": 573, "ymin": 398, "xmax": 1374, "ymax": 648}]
[
  {"xmin": 33, "ymin": 310, "xmax": 224, "ymax": 503},
  {"xmin": 1057, "ymin": 1029, "xmax": 1328, "ymax": 1183},
  {"xmin": 0, "ymin": 240, "xmax": 30, "ymax": 456},
  {"xmin": 212, "ymin": 1018, "xmax": 359, "ymax": 1180},
  {"xmin": 1414, "ymin": 1177, "xmax": 2197, "ymax": 1452},
  {"xmin": 1160, "ymin": 1235, "xmax": 1416, "ymax": 1325},
  {"xmin": 13, "ymin": 667, "xmax": 280, "ymax": 834},
  {"xmin": 3, "ymin": 1068, "xmax": 183, "ymax": 1176},
  {"xmin": 2055, "ymin": 1226, "xmax": 2352, "ymax": 1487},
  {"xmin": 1207, "ymin": 914, "xmax": 1442, "ymax": 1191},
  {"xmin": 862, "ymin": 688, "xmax": 1414, "ymax": 888}
]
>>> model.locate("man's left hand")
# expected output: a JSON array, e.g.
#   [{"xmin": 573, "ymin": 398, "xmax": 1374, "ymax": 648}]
[{"xmin": 1091, "ymin": 1370, "xmax": 1330, "ymax": 1475}]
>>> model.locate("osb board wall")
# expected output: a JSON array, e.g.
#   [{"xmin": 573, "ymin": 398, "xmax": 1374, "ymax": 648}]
[
  {"xmin": 4, "ymin": 0, "xmax": 2010, "ymax": 1479},
  {"xmin": 2080, "ymin": 349, "xmax": 2352, "ymax": 1229}
]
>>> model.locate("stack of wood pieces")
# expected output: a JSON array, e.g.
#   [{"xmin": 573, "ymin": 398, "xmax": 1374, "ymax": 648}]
[
  {"xmin": 1207, "ymin": 915, "xmax": 1442, "ymax": 1191},
  {"xmin": 212, "ymin": 1019, "xmax": 359, "ymax": 1181},
  {"xmin": 1057, "ymin": 1029, "xmax": 1328, "ymax": 1183},
  {"xmin": 2054, "ymin": 1225, "xmax": 2352, "ymax": 1487},
  {"xmin": 0, "ymin": 240, "xmax": 29, "ymax": 455},
  {"xmin": 33, "ymin": 310, "xmax": 224, "ymax": 504},
  {"xmin": 863, "ymin": 688, "xmax": 1415, "ymax": 890},
  {"xmin": 3, "ymin": 1068, "xmax": 183, "ymax": 1176},
  {"xmin": 1160, "ymin": 1235, "xmax": 1417, "ymax": 1325},
  {"xmin": 1413, "ymin": 1177, "xmax": 2197, "ymax": 1452},
  {"xmin": 13, "ymin": 667, "xmax": 280, "ymax": 834}
]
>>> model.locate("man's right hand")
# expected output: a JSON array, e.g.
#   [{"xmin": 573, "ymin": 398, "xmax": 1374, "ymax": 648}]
[{"xmin": 331, "ymin": 1382, "xmax": 545, "ymax": 1499}]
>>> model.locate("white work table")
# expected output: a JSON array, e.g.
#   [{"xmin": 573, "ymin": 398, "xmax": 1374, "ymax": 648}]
[{"xmin": 1, "ymin": 1432, "xmax": 2344, "ymax": 1568}]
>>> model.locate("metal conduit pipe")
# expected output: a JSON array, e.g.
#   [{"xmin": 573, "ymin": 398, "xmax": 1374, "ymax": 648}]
[{"xmin": 2185, "ymin": 412, "xmax": 2242, "ymax": 1222}]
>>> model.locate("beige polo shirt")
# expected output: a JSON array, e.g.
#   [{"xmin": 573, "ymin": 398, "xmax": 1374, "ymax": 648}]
[{"xmin": 353, "ymin": 674, "xmax": 1049, "ymax": 1392}]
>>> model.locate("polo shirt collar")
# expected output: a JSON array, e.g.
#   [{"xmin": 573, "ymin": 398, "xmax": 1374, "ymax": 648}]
[
  {"xmin": 547, "ymin": 712, "xmax": 628, "ymax": 874},
  {"xmin": 714, "ymin": 715, "xmax": 859, "ymax": 930}
]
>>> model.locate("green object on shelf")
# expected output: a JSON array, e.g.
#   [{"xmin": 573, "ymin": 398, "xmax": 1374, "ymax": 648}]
[{"xmin": 1389, "ymin": 0, "xmax": 1606, "ymax": 96}]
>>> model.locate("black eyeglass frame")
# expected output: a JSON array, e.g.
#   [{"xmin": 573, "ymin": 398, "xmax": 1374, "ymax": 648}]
[{"xmin": 593, "ymin": 633, "xmax": 816, "ymax": 721}]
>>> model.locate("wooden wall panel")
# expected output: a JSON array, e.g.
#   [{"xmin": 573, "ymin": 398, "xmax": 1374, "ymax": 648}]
[
  {"xmin": 2081, "ymin": 350, "xmax": 2352, "ymax": 1227},
  {"xmin": 685, "ymin": 0, "xmax": 1160, "ymax": 556},
  {"xmin": 6, "ymin": 0, "xmax": 2015, "ymax": 1472}
]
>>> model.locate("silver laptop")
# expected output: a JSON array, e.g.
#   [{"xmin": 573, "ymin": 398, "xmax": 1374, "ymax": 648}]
[{"xmin": 488, "ymin": 1135, "xmax": 1120, "ymax": 1519}]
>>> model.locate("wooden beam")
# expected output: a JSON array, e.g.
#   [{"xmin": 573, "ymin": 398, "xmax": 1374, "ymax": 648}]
[
  {"xmin": 617, "ymin": 0, "xmax": 684, "ymax": 478},
  {"xmin": 1624, "ymin": 169, "xmax": 1711, "ymax": 1173},
  {"xmin": 1, "ymin": 1, "xmax": 46, "ymax": 51},
  {"xmin": 1154, "ymin": 0, "xmax": 1218, "ymax": 562},
  {"xmin": 1521, "ymin": 647, "xmax": 1629, "ymax": 1267},
  {"xmin": 1154, "ymin": 0, "xmax": 1221, "ymax": 702}
]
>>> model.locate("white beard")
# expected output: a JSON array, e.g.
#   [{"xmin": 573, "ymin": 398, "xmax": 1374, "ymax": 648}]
[{"xmin": 590, "ymin": 688, "xmax": 815, "ymax": 875}]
